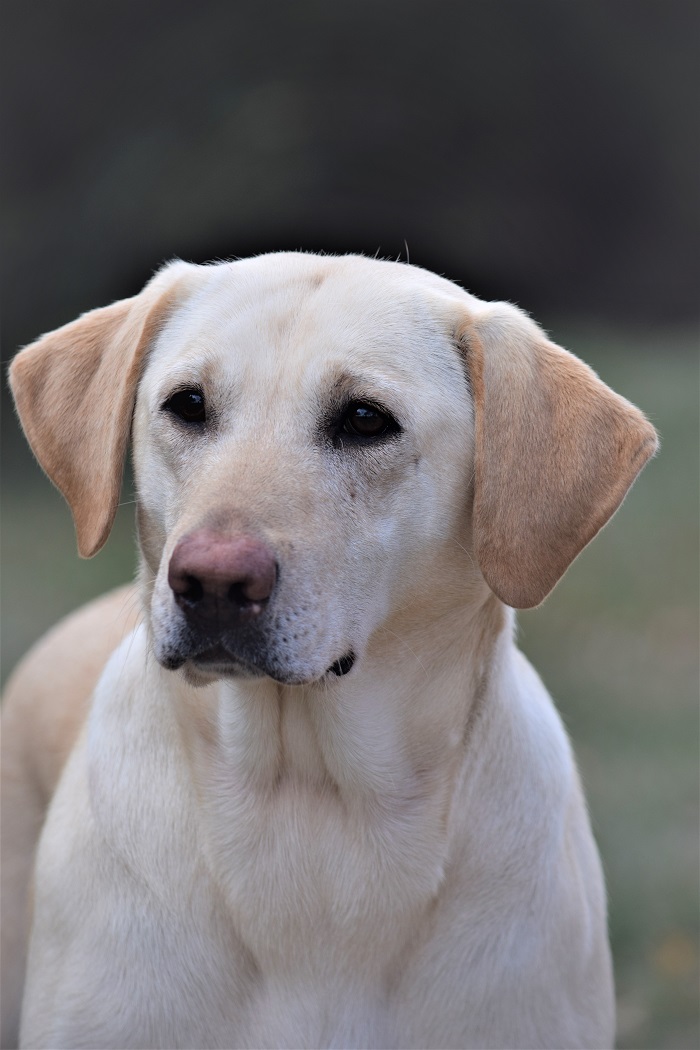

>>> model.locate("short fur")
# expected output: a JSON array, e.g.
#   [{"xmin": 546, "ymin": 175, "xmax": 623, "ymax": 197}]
[{"xmin": 2, "ymin": 253, "xmax": 656, "ymax": 1049}]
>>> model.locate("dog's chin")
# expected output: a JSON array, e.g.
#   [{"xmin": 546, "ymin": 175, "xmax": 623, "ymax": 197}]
[{"xmin": 179, "ymin": 656, "xmax": 265, "ymax": 688}]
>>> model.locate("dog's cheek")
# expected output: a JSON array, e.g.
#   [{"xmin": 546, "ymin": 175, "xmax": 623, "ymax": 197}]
[
  {"xmin": 136, "ymin": 502, "xmax": 167, "ymax": 580},
  {"xmin": 363, "ymin": 455, "xmax": 472, "ymax": 608},
  {"xmin": 133, "ymin": 462, "xmax": 194, "ymax": 656},
  {"xmin": 149, "ymin": 600, "xmax": 186, "ymax": 669},
  {"xmin": 133, "ymin": 427, "xmax": 195, "ymax": 580},
  {"xmin": 323, "ymin": 519, "xmax": 398, "ymax": 643},
  {"xmin": 269, "ymin": 545, "xmax": 356, "ymax": 663},
  {"xmin": 296, "ymin": 474, "xmax": 417, "ymax": 647}
]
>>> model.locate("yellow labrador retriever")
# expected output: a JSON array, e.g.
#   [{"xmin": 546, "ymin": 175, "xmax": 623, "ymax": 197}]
[{"xmin": 2, "ymin": 254, "xmax": 656, "ymax": 1049}]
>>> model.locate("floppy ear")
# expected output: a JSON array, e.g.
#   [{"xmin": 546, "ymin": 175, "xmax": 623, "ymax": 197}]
[
  {"xmin": 458, "ymin": 304, "xmax": 658, "ymax": 609},
  {"xmin": 9, "ymin": 262, "xmax": 193, "ymax": 558}
]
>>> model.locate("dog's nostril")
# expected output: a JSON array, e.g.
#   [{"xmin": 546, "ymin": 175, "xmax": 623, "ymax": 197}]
[
  {"xmin": 227, "ymin": 576, "xmax": 273, "ymax": 608},
  {"xmin": 181, "ymin": 575, "xmax": 203, "ymax": 604},
  {"xmin": 227, "ymin": 581, "xmax": 250, "ymax": 607}
]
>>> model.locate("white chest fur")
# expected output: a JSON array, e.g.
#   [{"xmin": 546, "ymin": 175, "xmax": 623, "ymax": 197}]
[
  {"xmin": 176, "ymin": 675, "xmax": 456, "ymax": 985},
  {"xmin": 23, "ymin": 628, "xmax": 613, "ymax": 1050}
]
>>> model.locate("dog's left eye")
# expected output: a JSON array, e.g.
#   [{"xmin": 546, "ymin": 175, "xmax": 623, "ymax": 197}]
[
  {"xmin": 163, "ymin": 388, "xmax": 207, "ymax": 425},
  {"xmin": 340, "ymin": 401, "xmax": 398, "ymax": 440}
]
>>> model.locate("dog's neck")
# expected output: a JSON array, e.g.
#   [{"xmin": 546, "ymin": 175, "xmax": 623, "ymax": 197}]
[
  {"xmin": 141, "ymin": 585, "xmax": 516, "ymax": 981},
  {"xmin": 170, "ymin": 585, "xmax": 511, "ymax": 807}
]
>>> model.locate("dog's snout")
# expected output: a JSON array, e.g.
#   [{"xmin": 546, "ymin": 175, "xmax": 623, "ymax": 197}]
[{"xmin": 168, "ymin": 530, "xmax": 277, "ymax": 616}]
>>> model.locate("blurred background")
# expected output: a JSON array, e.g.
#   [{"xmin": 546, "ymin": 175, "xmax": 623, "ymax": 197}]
[{"xmin": 1, "ymin": 1, "xmax": 698, "ymax": 1044}]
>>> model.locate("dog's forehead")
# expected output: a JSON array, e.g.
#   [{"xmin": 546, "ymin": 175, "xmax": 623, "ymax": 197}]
[{"xmin": 148, "ymin": 255, "xmax": 472, "ymax": 394}]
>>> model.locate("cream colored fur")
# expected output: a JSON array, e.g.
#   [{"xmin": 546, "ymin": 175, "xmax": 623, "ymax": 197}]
[{"xmin": 2, "ymin": 253, "xmax": 657, "ymax": 1049}]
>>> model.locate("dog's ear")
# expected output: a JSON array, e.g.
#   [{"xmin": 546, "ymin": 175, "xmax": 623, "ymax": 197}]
[
  {"xmin": 9, "ymin": 261, "xmax": 194, "ymax": 558},
  {"xmin": 459, "ymin": 305, "xmax": 658, "ymax": 609}
]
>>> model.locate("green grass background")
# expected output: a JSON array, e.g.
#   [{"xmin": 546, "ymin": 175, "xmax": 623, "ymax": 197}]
[{"xmin": 2, "ymin": 329, "xmax": 698, "ymax": 1048}]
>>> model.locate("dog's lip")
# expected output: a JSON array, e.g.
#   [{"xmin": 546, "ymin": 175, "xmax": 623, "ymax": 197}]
[
  {"xmin": 190, "ymin": 644, "xmax": 263, "ymax": 676},
  {"xmin": 194, "ymin": 642, "xmax": 240, "ymax": 664},
  {"xmin": 185, "ymin": 645, "xmax": 313, "ymax": 686},
  {"xmin": 163, "ymin": 643, "xmax": 357, "ymax": 686}
]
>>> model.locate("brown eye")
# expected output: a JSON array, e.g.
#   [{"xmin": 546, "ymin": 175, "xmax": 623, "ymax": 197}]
[
  {"xmin": 342, "ymin": 401, "xmax": 395, "ymax": 439},
  {"xmin": 163, "ymin": 388, "xmax": 206, "ymax": 425}
]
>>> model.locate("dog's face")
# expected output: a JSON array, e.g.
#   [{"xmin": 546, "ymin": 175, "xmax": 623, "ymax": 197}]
[
  {"xmin": 133, "ymin": 256, "xmax": 475, "ymax": 684},
  {"xmin": 9, "ymin": 252, "xmax": 657, "ymax": 686}
]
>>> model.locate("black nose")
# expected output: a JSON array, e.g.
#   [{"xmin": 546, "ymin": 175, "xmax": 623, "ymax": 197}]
[{"xmin": 168, "ymin": 529, "xmax": 277, "ymax": 628}]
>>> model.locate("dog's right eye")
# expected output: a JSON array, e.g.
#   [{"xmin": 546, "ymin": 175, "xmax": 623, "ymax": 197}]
[{"xmin": 162, "ymin": 389, "xmax": 207, "ymax": 425}]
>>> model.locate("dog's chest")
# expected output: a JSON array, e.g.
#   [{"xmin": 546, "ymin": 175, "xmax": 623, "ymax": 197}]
[
  {"xmin": 184, "ymin": 690, "xmax": 450, "ymax": 980},
  {"xmin": 199, "ymin": 756, "xmax": 446, "ymax": 978}
]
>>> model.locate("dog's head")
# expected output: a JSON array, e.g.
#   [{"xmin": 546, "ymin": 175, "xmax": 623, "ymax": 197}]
[{"xmin": 10, "ymin": 254, "xmax": 657, "ymax": 685}]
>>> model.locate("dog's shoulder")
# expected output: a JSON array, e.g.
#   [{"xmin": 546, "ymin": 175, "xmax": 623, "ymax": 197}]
[{"xmin": 1, "ymin": 584, "xmax": 141, "ymax": 802}]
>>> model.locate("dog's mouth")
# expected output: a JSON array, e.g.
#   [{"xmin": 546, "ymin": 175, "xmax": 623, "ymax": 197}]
[
  {"xmin": 160, "ymin": 643, "xmax": 263, "ymax": 679},
  {"xmin": 190, "ymin": 644, "xmax": 264, "ymax": 678},
  {"xmin": 160, "ymin": 641, "xmax": 357, "ymax": 684}
]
